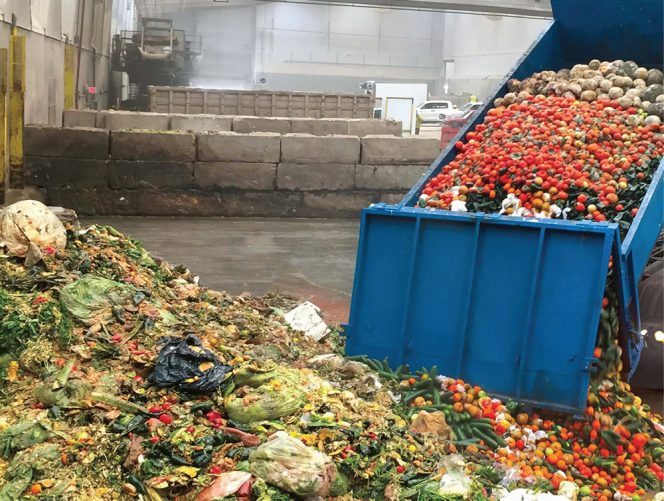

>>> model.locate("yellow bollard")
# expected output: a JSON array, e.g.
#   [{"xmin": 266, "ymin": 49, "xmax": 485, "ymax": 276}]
[
  {"xmin": 64, "ymin": 44, "xmax": 75, "ymax": 110},
  {"xmin": 8, "ymin": 26, "xmax": 25, "ymax": 189},
  {"xmin": 0, "ymin": 48, "xmax": 7, "ymax": 202}
]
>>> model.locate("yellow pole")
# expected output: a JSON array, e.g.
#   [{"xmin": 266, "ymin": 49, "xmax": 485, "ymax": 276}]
[
  {"xmin": 0, "ymin": 48, "xmax": 7, "ymax": 203},
  {"xmin": 8, "ymin": 26, "xmax": 25, "ymax": 189},
  {"xmin": 64, "ymin": 44, "xmax": 75, "ymax": 110}
]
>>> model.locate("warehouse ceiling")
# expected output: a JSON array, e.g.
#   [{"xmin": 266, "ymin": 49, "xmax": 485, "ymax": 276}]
[{"xmin": 137, "ymin": 0, "xmax": 552, "ymax": 18}]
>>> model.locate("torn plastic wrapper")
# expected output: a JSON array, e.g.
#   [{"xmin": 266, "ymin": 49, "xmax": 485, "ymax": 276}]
[
  {"xmin": 196, "ymin": 471, "xmax": 252, "ymax": 501},
  {"xmin": 409, "ymin": 410, "xmax": 450, "ymax": 439},
  {"xmin": 438, "ymin": 469, "xmax": 472, "ymax": 497}
]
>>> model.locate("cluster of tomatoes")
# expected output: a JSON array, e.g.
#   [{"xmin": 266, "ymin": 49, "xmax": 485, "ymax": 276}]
[
  {"xmin": 436, "ymin": 376, "xmax": 663, "ymax": 500},
  {"xmin": 419, "ymin": 95, "xmax": 664, "ymax": 230}
]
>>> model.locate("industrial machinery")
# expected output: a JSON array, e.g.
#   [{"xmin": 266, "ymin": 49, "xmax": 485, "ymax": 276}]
[
  {"xmin": 112, "ymin": 18, "xmax": 201, "ymax": 110},
  {"xmin": 345, "ymin": 0, "xmax": 663, "ymax": 414}
]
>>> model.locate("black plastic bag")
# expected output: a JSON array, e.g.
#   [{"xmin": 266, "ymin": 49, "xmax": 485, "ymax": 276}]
[{"xmin": 148, "ymin": 334, "xmax": 230, "ymax": 393}]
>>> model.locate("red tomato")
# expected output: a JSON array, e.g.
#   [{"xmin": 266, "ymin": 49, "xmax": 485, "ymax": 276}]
[{"xmin": 158, "ymin": 413, "xmax": 173, "ymax": 425}]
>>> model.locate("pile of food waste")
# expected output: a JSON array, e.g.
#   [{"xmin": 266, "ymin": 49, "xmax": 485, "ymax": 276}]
[
  {"xmin": 0, "ymin": 201, "xmax": 661, "ymax": 501},
  {"xmin": 418, "ymin": 59, "xmax": 664, "ymax": 233}
]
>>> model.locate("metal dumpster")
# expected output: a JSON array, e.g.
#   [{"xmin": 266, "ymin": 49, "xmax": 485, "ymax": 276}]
[
  {"xmin": 147, "ymin": 86, "xmax": 375, "ymax": 118},
  {"xmin": 345, "ymin": 0, "xmax": 664, "ymax": 414}
]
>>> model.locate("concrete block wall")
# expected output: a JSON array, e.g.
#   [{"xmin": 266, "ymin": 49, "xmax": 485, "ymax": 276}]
[
  {"xmin": 106, "ymin": 111, "xmax": 171, "ymax": 131},
  {"xmin": 63, "ymin": 110, "xmax": 98, "ymax": 128},
  {"xmin": 170, "ymin": 114, "xmax": 233, "ymax": 133},
  {"xmin": 290, "ymin": 118, "xmax": 349, "ymax": 136},
  {"xmin": 198, "ymin": 132, "xmax": 281, "ymax": 163},
  {"xmin": 61, "ymin": 110, "xmax": 402, "ymax": 137},
  {"xmin": 23, "ymin": 126, "xmax": 439, "ymax": 217}
]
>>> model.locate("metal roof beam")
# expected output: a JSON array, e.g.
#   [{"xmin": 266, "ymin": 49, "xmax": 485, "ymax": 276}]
[
  {"xmin": 279, "ymin": 0, "xmax": 552, "ymax": 17},
  {"xmin": 143, "ymin": 0, "xmax": 552, "ymax": 18}
]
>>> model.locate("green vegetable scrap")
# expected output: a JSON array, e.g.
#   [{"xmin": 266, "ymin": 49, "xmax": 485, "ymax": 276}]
[
  {"xmin": 33, "ymin": 359, "xmax": 91, "ymax": 407},
  {"xmin": 0, "ymin": 444, "xmax": 62, "ymax": 500},
  {"xmin": 60, "ymin": 275, "xmax": 134, "ymax": 325},
  {"xmin": 224, "ymin": 367, "xmax": 308, "ymax": 423},
  {"xmin": 0, "ymin": 421, "xmax": 52, "ymax": 458},
  {"xmin": 0, "ymin": 462, "xmax": 32, "ymax": 500},
  {"xmin": 0, "ymin": 289, "xmax": 71, "ymax": 356}
]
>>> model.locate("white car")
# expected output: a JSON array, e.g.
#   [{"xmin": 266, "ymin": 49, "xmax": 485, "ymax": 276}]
[
  {"xmin": 439, "ymin": 101, "xmax": 483, "ymax": 122},
  {"xmin": 417, "ymin": 100, "xmax": 459, "ymax": 123},
  {"xmin": 459, "ymin": 101, "xmax": 484, "ymax": 113}
]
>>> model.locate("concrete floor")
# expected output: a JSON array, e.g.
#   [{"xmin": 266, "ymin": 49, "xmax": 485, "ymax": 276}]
[
  {"xmin": 85, "ymin": 216, "xmax": 662, "ymax": 414},
  {"xmin": 85, "ymin": 217, "xmax": 359, "ymax": 323}
]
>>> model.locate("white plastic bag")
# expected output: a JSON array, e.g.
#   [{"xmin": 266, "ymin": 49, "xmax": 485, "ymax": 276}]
[
  {"xmin": 284, "ymin": 302, "xmax": 328, "ymax": 341},
  {"xmin": 249, "ymin": 431, "xmax": 347, "ymax": 497},
  {"xmin": 439, "ymin": 469, "xmax": 472, "ymax": 496},
  {"xmin": 438, "ymin": 454, "xmax": 472, "ymax": 497},
  {"xmin": 450, "ymin": 200, "xmax": 468, "ymax": 212},
  {"xmin": 0, "ymin": 200, "xmax": 66, "ymax": 260}
]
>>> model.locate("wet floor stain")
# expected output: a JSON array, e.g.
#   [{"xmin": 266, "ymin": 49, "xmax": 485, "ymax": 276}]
[{"xmin": 84, "ymin": 217, "xmax": 359, "ymax": 324}]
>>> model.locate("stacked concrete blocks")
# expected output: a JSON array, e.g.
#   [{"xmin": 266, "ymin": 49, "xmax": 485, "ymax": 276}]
[
  {"xmin": 60, "ymin": 109, "xmax": 403, "ymax": 137},
  {"xmin": 356, "ymin": 135, "xmax": 440, "ymax": 191},
  {"xmin": 290, "ymin": 118, "xmax": 349, "ymax": 136},
  {"xmin": 23, "ymin": 125, "xmax": 440, "ymax": 217},
  {"xmin": 24, "ymin": 126, "xmax": 109, "ymax": 191},
  {"xmin": 109, "ymin": 130, "xmax": 199, "ymax": 215},
  {"xmin": 232, "ymin": 116, "xmax": 292, "ymax": 134},
  {"xmin": 278, "ymin": 134, "xmax": 359, "ymax": 214},
  {"xmin": 195, "ymin": 132, "xmax": 280, "ymax": 192},
  {"xmin": 105, "ymin": 111, "xmax": 170, "ymax": 131},
  {"xmin": 24, "ymin": 126, "xmax": 116, "ymax": 213},
  {"xmin": 170, "ymin": 114, "xmax": 233, "ymax": 133},
  {"xmin": 62, "ymin": 109, "xmax": 97, "ymax": 128},
  {"xmin": 348, "ymin": 119, "xmax": 402, "ymax": 137}
]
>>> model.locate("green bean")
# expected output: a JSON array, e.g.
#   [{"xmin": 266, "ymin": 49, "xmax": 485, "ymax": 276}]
[{"xmin": 452, "ymin": 426, "xmax": 467, "ymax": 441}]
